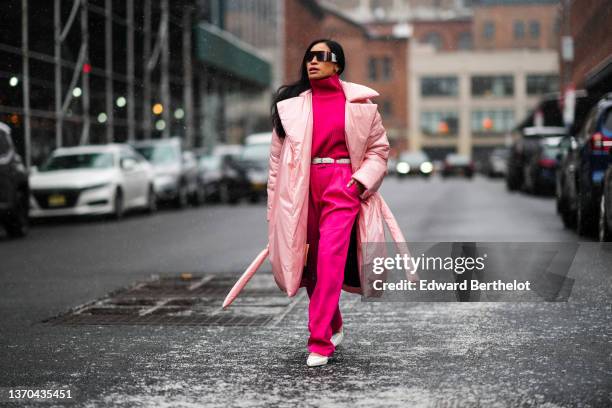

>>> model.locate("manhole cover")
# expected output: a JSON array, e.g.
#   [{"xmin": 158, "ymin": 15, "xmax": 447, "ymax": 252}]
[{"xmin": 42, "ymin": 273, "xmax": 299, "ymax": 327}]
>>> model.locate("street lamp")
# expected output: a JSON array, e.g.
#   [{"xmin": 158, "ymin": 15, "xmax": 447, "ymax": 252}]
[
  {"xmin": 116, "ymin": 96, "xmax": 127, "ymax": 108},
  {"xmin": 72, "ymin": 87, "xmax": 82, "ymax": 98},
  {"xmin": 9, "ymin": 76, "xmax": 19, "ymax": 87}
]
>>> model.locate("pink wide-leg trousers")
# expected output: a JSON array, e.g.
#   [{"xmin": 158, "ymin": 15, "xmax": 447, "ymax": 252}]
[{"xmin": 305, "ymin": 161, "xmax": 361, "ymax": 357}]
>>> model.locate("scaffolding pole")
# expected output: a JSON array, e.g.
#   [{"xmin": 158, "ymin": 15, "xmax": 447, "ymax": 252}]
[
  {"xmin": 22, "ymin": 0, "xmax": 31, "ymax": 168},
  {"xmin": 182, "ymin": 6, "xmax": 194, "ymax": 148},
  {"xmin": 54, "ymin": 0, "xmax": 62, "ymax": 147},
  {"xmin": 80, "ymin": 0, "xmax": 90, "ymax": 145},
  {"xmin": 161, "ymin": 0, "xmax": 170, "ymax": 138},
  {"xmin": 143, "ymin": 0, "xmax": 151, "ymax": 140},
  {"xmin": 105, "ymin": 0, "xmax": 113, "ymax": 143},
  {"xmin": 126, "ymin": 0, "xmax": 135, "ymax": 142}
]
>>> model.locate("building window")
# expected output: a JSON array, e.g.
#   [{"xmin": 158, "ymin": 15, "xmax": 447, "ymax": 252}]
[
  {"xmin": 483, "ymin": 21, "xmax": 495, "ymax": 40},
  {"xmin": 529, "ymin": 21, "xmax": 540, "ymax": 38},
  {"xmin": 382, "ymin": 100, "xmax": 393, "ymax": 116},
  {"xmin": 382, "ymin": 57, "xmax": 392, "ymax": 80},
  {"xmin": 514, "ymin": 21, "xmax": 525, "ymax": 39},
  {"xmin": 471, "ymin": 75, "xmax": 514, "ymax": 97},
  {"xmin": 457, "ymin": 32, "xmax": 473, "ymax": 50},
  {"xmin": 421, "ymin": 111, "xmax": 459, "ymax": 136},
  {"xmin": 368, "ymin": 56, "xmax": 392, "ymax": 81},
  {"xmin": 421, "ymin": 76, "xmax": 458, "ymax": 97},
  {"xmin": 526, "ymin": 74, "xmax": 559, "ymax": 95},
  {"xmin": 471, "ymin": 109, "xmax": 515, "ymax": 133},
  {"xmin": 368, "ymin": 57, "xmax": 378, "ymax": 81},
  {"xmin": 423, "ymin": 32, "xmax": 443, "ymax": 51}
]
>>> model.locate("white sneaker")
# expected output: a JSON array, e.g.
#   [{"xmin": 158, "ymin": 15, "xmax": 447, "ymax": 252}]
[
  {"xmin": 331, "ymin": 328, "xmax": 344, "ymax": 347},
  {"xmin": 306, "ymin": 352, "xmax": 329, "ymax": 367}
]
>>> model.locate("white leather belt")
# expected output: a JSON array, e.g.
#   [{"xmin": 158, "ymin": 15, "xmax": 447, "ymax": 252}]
[{"xmin": 312, "ymin": 157, "xmax": 351, "ymax": 164}]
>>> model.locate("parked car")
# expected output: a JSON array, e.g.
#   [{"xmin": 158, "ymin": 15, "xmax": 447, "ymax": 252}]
[
  {"xmin": 395, "ymin": 150, "xmax": 433, "ymax": 178},
  {"xmin": 197, "ymin": 146, "xmax": 251, "ymax": 204},
  {"xmin": 239, "ymin": 132, "xmax": 272, "ymax": 203},
  {"xmin": 131, "ymin": 137, "xmax": 203, "ymax": 208},
  {"xmin": 506, "ymin": 126, "xmax": 566, "ymax": 191},
  {"xmin": 522, "ymin": 136, "xmax": 563, "ymax": 195},
  {"xmin": 483, "ymin": 147, "xmax": 509, "ymax": 178},
  {"xmin": 0, "ymin": 122, "xmax": 29, "ymax": 237},
  {"xmin": 441, "ymin": 153, "xmax": 474, "ymax": 178},
  {"xmin": 29, "ymin": 144, "xmax": 155, "ymax": 219},
  {"xmin": 599, "ymin": 151, "xmax": 612, "ymax": 241},
  {"xmin": 556, "ymin": 93, "xmax": 612, "ymax": 235}
]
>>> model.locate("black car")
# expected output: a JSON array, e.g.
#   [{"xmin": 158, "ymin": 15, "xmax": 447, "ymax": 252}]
[
  {"xmin": 599, "ymin": 150, "xmax": 612, "ymax": 241},
  {"xmin": 556, "ymin": 93, "xmax": 612, "ymax": 235},
  {"xmin": 441, "ymin": 153, "xmax": 474, "ymax": 178},
  {"xmin": 0, "ymin": 122, "xmax": 29, "ymax": 238},
  {"xmin": 506, "ymin": 126, "xmax": 566, "ymax": 191}
]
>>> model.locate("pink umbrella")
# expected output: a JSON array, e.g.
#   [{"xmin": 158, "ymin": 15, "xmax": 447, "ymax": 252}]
[{"xmin": 222, "ymin": 244, "xmax": 270, "ymax": 309}]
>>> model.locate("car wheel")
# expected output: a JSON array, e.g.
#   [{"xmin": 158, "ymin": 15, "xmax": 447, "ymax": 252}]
[
  {"xmin": 5, "ymin": 189, "xmax": 29, "ymax": 238},
  {"xmin": 219, "ymin": 182, "xmax": 231, "ymax": 204},
  {"xmin": 576, "ymin": 187, "xmax": 595, "ymax": 236},
  {"xmin": 598, "ymin": 194, "xmax": 610, "ymax": 242},
  {"xmin": 112, "ymin": 188, "xmax": 124, "ymax": 220},
  {"xmin": 191, "ymin": 184, "xmax": 205, "ymax": 207},
  {"xmin": 249, "ymin": 193, "xmax": 260, "ymax": 203},
  {"xmin": 145, "ymin": 184, "xmax": 157, "ymax": 214},
  {"xmin": 174, "ymin": 183, "xmax": 188, "ymax": 209}
]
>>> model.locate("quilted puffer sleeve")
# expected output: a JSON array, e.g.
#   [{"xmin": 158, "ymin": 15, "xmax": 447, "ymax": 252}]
[
  {"xmin": 350, "ymin": 105, "xmax": 390, "ymax": 200},
  {"xmin": 266, "ymin": 127, "xmax": 283, "ymax": 222}
]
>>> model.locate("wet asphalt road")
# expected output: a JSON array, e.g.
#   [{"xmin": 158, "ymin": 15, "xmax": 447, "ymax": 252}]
[{"xmin": 0, "ymin": 175, "xmax": 610, "ymax": 407}]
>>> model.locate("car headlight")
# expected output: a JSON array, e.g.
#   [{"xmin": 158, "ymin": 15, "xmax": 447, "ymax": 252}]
[
  {"xmin": 396, "ymin": 162, "xmax": 409, "ymax": 174},
  {"xmin": 420, "ymin": 162, "xmax": 433, "ymax": 174}
]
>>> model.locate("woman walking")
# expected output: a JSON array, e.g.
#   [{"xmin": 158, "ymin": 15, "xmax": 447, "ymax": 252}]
[{"xmin": 222, "ymin": 38, "xmax": 412, "ymax": 368}]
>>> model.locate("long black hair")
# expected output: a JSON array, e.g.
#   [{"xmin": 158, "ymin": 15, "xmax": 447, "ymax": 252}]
[{"xmin": 270, "ymin": 38, "xmax": 346, "ymax": 138}]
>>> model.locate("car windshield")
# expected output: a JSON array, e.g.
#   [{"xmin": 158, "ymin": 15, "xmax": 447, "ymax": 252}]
[
  {"xmin": 199, "ymin": 155, "xmax": 221, "ymax": 171},
  {"xmin": 39, "ymin": 152, "xmax": 114, "ymax": 171},
  {"xmin": 241, "ymin": 143, "xmax": 270, "ymax": 162},
  {"xmin": 399, "ymin": 152, "xmax": 429, "ymax": 162},
  {"xmin": 446, "ymin": 154, "xmax": 470, "ymax": 165},
  {"xmin": 134, "ymin": 144, "xmax": 180, "ymax": 164}
]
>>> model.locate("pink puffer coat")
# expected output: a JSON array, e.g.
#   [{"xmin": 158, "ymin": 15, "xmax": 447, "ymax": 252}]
[{"xmin": 223, "ymin": 79, "xmax": 413, "ymax": 308}]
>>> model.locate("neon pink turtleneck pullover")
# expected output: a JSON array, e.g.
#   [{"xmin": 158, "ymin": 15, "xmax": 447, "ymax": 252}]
[{"xmin": 309, "ymin": 73, "xmax": 349, "ymax": 160}]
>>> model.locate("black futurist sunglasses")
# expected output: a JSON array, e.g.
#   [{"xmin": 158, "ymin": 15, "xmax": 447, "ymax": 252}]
[{"xmin": 305, "ymin": 50, "xmax": 338, "ymax": 63}]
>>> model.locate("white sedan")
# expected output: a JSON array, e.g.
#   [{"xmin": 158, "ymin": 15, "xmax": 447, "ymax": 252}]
[{"xmin": 29, "ymin": 144, "xmax": 156, "ymax": 219}]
